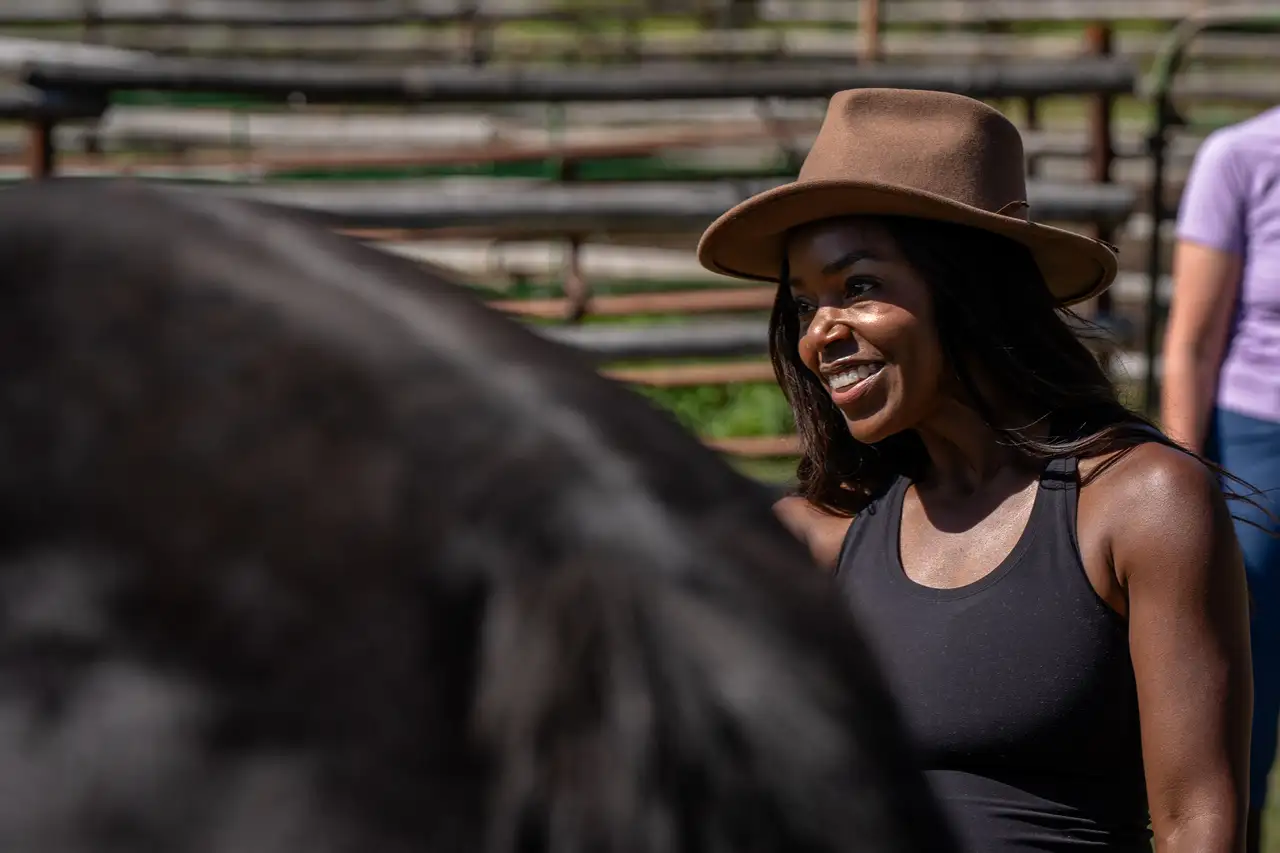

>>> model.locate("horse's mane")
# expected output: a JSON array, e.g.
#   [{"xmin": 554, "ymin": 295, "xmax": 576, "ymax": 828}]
[{"xmin": 0, "ymin": 178, "xmax": 957, "ymax": 853}]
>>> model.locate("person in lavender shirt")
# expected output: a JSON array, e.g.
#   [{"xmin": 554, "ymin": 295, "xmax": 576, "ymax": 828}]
[{"xmin": 1163, "ymin": 106, "xmax": 1280, "ymax": 853}]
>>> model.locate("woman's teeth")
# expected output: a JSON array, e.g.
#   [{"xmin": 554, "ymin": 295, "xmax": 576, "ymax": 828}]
[{"xmin": 828, "ymin": 363, "xmax": 883, "ymax": 392}]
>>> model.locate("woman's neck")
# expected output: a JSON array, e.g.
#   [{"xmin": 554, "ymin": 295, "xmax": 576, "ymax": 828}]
[{"xmin": 911, "ymin": 398, "xmax": 1045, "ymax": 496}]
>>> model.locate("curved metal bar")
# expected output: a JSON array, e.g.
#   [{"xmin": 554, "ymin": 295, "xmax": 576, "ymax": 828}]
[{"xmin": 1141, "ymin": 5, "xmax": 1280, "ymax": 410}]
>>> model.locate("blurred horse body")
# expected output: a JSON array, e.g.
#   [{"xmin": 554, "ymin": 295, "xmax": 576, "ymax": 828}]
[{"xmin": 0, "ymin": 179, "xmax": 956, "ymax": 853}]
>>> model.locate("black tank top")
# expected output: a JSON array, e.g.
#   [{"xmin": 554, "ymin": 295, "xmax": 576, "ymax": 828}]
[{"xmin": 835, "ymin": 457, "xmax": 1151, "ymax": 852}]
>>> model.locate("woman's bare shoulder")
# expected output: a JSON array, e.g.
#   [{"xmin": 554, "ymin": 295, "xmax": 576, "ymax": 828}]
[
  {"xmin": 1079, "ymin": 441, "xmax": 1236, "ymax": 583},
  {"xmin": 772, "ymin": 496, "xmax": 855, "ymax": 573},
  {"xmin": 1079, "ymin": 440, "xmax": 1220, "ymax": 505}
]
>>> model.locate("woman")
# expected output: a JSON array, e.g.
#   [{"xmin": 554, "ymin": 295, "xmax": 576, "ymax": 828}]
[
  {"xmin": 697, "ymin": 88, "xmax": 1253, "ymax": 853},
  {"xmin": 1162, "ymin": 106, "xmax": 1280, "ymax": 853}
]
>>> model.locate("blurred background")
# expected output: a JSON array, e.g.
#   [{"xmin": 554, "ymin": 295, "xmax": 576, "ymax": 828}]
[{"xmin": 0, "ymin": 0, "xmax": 1272, "ymax": 489}]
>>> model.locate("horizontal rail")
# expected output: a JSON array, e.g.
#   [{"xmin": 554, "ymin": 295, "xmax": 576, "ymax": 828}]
[
  {"xmin": 0, "ymin": 114, "xmax": 1214, "ymax": 179},
  {"xmin": 540, "ymin": 318, "xmax": 769, "ymax": 361},
  {"xmin": 0, "ymin": 131, "xmax": 808, "ymax": 176},
  {"xmin": 703, "ymin": 434, "xmax": 801, "ymax": 458},
  {"xmin": 38, "ymin": 27, "xmax": 1280, "ymax": 66},
  {"xmin": 762, "ymin": 0, "xmax": 1207, "ymax": 24},
  {"xmin": 0, "ymin": 141, "xmax": 1197, "ymax": 192},
  {"xmin": 491, "ymin": 286, "xmax": 776, "ymax": 319},
  {"xmin": 384, "ymin": 239, "xmax": 1164, "ymax": 303},
  {"xmin": 535, "ymin": 313, "xmax": 1131, "ymax": 362},
  {"xmin": 0, "ymin": 84, "xmax": 106, "ymax": 121},
  {"xmin": 86, "ymin": 120, "xmax": 818, "ymax": 173},
  {"xmin": 341, "ymin": 220, "xmax": 1164, "ymax": 270},
  {"xmin": 196, "ymin": 179, "xmax": 1136, "ymax": 232},
  {"xmin": 603, "ymin": 361, "xmax": 779, "ymax": 387},
  {"xmin": 0, "ymin": 36, "xmax": 153, "ymax": 73},
  {"xmin": 22, "ymin": 56, "xmax": 1138, "ymax": 103},
  {"xmin": 0, "ymin": 0, "xmax": 1222, "ymax": 27},
  {"xmin": 495, "ymin": 284, "xmax": 1134, "ymax": 338},
  {"xmin": 0, "ymin": 148, "xmax": 1190, "ymax": 185},
  {"xmin": 0, "ymin": 0, "xmax": 575, "ymax": 26}
]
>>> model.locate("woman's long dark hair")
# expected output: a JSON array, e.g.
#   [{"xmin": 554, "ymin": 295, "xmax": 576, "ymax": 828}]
[{"xmin": 771, "ymin": 216, "xmax": 1258, "ymax": 517}]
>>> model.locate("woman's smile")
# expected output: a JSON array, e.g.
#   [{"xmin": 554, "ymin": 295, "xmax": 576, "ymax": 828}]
[
  {"xmin": 822, "ymin": 360, "xmax": 886, "ymax": 406},
  {"xmin": 786, "ymin": 218, "xmax": 941, "ymax": 444}
]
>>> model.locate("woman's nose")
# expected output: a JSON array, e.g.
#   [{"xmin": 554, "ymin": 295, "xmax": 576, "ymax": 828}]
[{"xmin": 807, "ymin": 307, "xmax": 851, "ymax": 347}]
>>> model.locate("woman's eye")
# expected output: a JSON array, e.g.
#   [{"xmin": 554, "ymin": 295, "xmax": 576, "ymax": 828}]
[
  {"xmin": 844, "ymin": 277, "xmax": 877, "ymax": 299},
  {"xmin": 793, "ymin": 296, "xmax": 817, "ymax": 316}
]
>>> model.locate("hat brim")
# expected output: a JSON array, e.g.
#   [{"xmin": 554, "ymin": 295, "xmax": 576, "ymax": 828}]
[{"xmin": 696, "ymin": 179, "xmax": 1117, "ymax": 306}]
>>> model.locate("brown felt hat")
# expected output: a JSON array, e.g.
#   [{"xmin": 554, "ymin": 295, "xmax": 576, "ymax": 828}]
[{"xmin": 696, "ymin": 88, "xmax": 1117, "ymax": 306}]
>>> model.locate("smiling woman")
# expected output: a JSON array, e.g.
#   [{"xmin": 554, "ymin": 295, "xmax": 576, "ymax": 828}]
[{"xmin": 696, "ymin": 88, "xmax": 1255, "ymax": 853}]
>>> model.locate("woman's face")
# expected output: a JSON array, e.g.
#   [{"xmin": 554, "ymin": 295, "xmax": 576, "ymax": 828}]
[{"xmin": 785, "ymin": 218, "xmax": 946, "ymax": 444}]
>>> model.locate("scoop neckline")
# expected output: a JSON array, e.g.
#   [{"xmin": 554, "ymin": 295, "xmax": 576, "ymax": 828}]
[{"xmin": 883, "ymin": 470, "xmax": 1048, "ymax": 602}]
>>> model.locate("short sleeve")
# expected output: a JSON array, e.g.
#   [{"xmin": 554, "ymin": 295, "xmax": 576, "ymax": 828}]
[{"xmin": 1176, "ymin": 130, "xmax": 1248, "ymax": 256}]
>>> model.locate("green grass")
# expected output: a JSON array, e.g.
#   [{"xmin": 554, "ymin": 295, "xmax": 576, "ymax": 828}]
[
  {"xmin": 1269, "ymin": 795, "xmax": 1280, "ymax": 853},
  {"xmin": 728, "ymin": 455, "xmax": 798, "ymax": 486},
  {"xmin": 638, "ymin": 381, "xmax": 793, "ymax": 441}
]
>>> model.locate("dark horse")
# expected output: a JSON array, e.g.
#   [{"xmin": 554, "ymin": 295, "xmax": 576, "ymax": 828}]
[{"xmin": 0, "ymin": 179, "xmax": 956, "ymax": 853}]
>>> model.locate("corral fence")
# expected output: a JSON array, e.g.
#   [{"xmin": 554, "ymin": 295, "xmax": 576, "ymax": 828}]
[{"xmin": 0, "ymin": 0, "xmax": 1274, "ymax": 479}]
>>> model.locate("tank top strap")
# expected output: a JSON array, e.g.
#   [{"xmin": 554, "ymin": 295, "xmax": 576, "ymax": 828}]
[
  {"xmin": 1037, "ymin": 455, "xmax": 1081, "ymax": 546},
  {"xmin": 833, "ymin": 475, "xmax": 910, "ymax": 581},
  {"xmin": 1041, "ymin": 454, "xmax": 1079, "ymax": 483}
]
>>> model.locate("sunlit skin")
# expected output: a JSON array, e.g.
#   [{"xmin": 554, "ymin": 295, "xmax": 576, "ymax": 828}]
[
  {"xmin": 785, "ymin": 217, "xmax": 1034, "ymax": 491},
  {"xmin": 788, "ymin": 219, "xmax": 941, "ymax": 445},
  {"xmin": 784, "ymin": 216, "xmax": 1046, "ymax": 590},
  {"xmin": 777, "ymin": 215, "xmax": 1253, "ymax": 853}
]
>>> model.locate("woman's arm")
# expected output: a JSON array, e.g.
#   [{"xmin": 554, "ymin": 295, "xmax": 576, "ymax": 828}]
[
  {"xmin": 1160, "ymin": 131, "xmax": 1247, "ymax": 452},
  {"xmin": 1110, "ymin": 444, "xmax": 1252, "ymax": 853},
  {"xmin": 773, "ymin": 496, "xmax": 852, "ymax": 572},
  {"xmin": 1161, "ymin": 242, "xmax": 1240, "ymax": 451}
]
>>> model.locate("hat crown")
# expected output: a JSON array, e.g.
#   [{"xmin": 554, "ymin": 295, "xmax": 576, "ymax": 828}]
[{"xmin": 799, "ymin": 88, "xmax": 1028, "ymax": 217}]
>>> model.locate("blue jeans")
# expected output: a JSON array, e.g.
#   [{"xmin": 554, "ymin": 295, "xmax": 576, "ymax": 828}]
[{"xmin": 1206, "ymin": 406, "xmax": 1280, "ymax": 811}]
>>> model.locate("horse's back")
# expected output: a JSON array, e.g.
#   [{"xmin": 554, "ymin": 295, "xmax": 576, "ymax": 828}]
[{"xmin": 0, "ymin": 178, "xmax": 958, "ymax": 853}]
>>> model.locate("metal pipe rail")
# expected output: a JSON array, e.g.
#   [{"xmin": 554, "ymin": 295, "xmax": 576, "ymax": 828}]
[
  {"xmin": 0, "ymin": 84, "xmax": 105, "ymax": 121},
  {"xmin": 0, "ymin": 0, "xmax": 575, "ymax": 26},
  {"xmin": 21, "ymin": 56, "xmax": 1138, "ymax": 104},
  {"xmin": 199, "ymin": 179, "xmax": 1138, "ymax": 232},
  {"xmin": 542, "ymin": 318, "xmax": 770, "ymax": 362},
  {"xmin": 0, "ymin": 0, "xmax": 1220, "ymax": 27},
  {"xmin": 763, "ymin": 0, "xmax": 1206, "ymax": 25},
  {"xmin": 532, "ymin": 314, "xmax": 1133, "ymax": 363}
]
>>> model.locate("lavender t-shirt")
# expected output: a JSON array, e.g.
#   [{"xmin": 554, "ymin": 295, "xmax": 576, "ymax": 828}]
[{"xmin": 1176, "ymin": 106, "xmax": 1280, "ymax": 424}]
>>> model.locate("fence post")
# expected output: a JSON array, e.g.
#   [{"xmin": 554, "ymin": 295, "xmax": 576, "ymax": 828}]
[
  {"xmin": 1024, "ymin": 96, "xmax": 1041, "ymax": 177},
  {"xmin": 1085, "ymin": 23, "xmax": 1116, "ymax": 205},
  {"xmin": 26, "ymin": 120, "xmax": 56, "ymax": 179},
  {"xmin": 860, "ymin": 0, "xmax": 882, "ymax": 63},
  {"xmin": 725, "ymin": 0, "xmax": 759, "ymax": 28},
  {"xmin": 461, "ymin": 0, "xmax": 492, "ymax": 67},
  {"xmin": 1085, "ymin": 22, "xmax": 1117, "ymax": 370}
]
